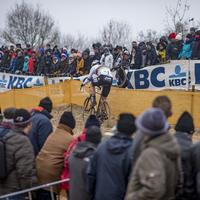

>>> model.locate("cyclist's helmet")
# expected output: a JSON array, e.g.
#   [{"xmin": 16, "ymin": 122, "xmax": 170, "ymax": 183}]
[{"xmin": 91, "ymin": 60, "xmax": 101, "ymax": 67}]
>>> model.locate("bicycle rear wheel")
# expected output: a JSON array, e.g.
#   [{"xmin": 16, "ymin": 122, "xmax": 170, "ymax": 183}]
[
  {"xmin": 97, "ymin": 100, "xmax": 111, "ymax": 124},
  {"xmin": 110, "ymin": 66, "xmax": 127, "ymax": 88},
  {"xmin": 82, "ymin": 97, "xmax": 96, "ymax": 121}
]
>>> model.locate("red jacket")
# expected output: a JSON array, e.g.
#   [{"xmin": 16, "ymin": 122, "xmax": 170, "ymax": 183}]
[{"xmin": 60, "ymin": 128, "xmax": 86, "ymax": 190}]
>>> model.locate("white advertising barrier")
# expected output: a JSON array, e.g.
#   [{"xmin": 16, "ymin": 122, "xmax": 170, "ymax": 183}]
[
  {"xmin": 127, "ymin": 62, "xmax": 189, "ymax": 90},
  {"xmin": 0, "ymin": 73, "xmax": 45, "ymax": 92},
  {"xmin": 189, "ymin": 60, "xmax": 200, "ymax": 90}
]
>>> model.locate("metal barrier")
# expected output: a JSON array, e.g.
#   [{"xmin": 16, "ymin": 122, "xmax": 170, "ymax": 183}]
[{"xmin": 0, "ymin": 179, "xmax": 69, "ymax": 200}]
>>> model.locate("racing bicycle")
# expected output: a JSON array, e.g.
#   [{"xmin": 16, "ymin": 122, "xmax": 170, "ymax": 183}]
[{"xmin": 82, "ymin": 86, "xmax": 111, "ymax": 124}]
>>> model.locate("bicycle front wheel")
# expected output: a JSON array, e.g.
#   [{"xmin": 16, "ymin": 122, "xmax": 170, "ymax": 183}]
[
  {"xmin": 82, "ymin": 97, "xmax": 96, "ymax": 121},
  {"xmin": 97, "ymin": 100, "xmax": 111, "ymax": 123},
  {"xmin": 110, "ymin": 66, "xmax": 127, "ymax": 88}
]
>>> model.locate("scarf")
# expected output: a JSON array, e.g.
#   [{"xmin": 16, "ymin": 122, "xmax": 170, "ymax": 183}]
[
  {"xmin": 69, "ymin": 59, "xmax": 74, "ymax": 65},
  {"xmin": 195, "ymin": 35, "xmax": 200, "ymax": 41}
]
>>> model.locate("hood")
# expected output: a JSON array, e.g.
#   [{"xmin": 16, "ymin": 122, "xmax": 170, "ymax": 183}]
[
  {"xmin": 0, "ymin": 124, "xmax": 12, "ymax": 137},
  {"xmin": 31, "ymin": 106, "xmax": 53, "ymax": 119},
  {"xmin": 185, "ymin": 37, "xmax": 194, "ymax": 44},
  {"xmin": 132, "ymin": 46, "xmax": 138, "ymax": 52},
  {"xmin": 24, "ymin": 56, "xmax": 29, "ymax": 63},
  {"xmin": 143, "ymin": 132, "xmax": 180, "ymax": 160},
  {"xmin": 72, "ymin": 141, "xmax": 96, "ymax": 158},
  {"xmin": 106, "ymin": 133, "xmax": 132, "ymax": 154}
]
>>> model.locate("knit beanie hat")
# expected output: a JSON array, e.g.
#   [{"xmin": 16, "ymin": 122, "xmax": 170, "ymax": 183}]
[
  {"xmin": 3, "ymin": 107, "xmax": 17, "ymax": 123},
  {"xmin": 85, "ymin": 115, "xmax": 100, "ymax": 128},
  {"xmin": 40, "ymin": 47, "xmax": 45, "ymax": 52},
  {"xmin": 39, "ymin": 97, "xmax": 53, "ymax": 113},
  {"xmin": 135, "ymin": 108, "xmax": 169, "ymax": 137},
  {"xmin": 14, "ymin": 109, "xmax": 31, "ymax": 127},
  {"xmin": 186, "ymin": 33, "xmax": 193, "ymax": 39},
  {"xmin": 59, "ymin": 111, "xmax": 76, "ymax": 129},
  {"xmin": 175, "ymin": 33, "xmax": 182, "ymax": 40},
  {"xmin": 195, "ymin": 30, "xmax": 200, "ymax": 35},
  {"xmin": 170, "ymin": 33, "xmax": 176, "ymax": 39},
  {"xmin": 141, "ymin": 44, "xmax": 147, "ymax": 50},
  {"xmin": 85, "ymin": 126, "xmax": 102, "ymax": 145},
  {"xmin": 175, "ymin": 111, "xmax": 194, "ymax": 134},
  {"xmin": 117, "ymin": 113, "xmax": 136, "ymax": 135},
  {"xmin": 190, "ymin": 27, "xmax": 195, "ymax": 32},
  {"xmin": 89, "ymin": 52, "xmax": 95, "ymax": 56}
]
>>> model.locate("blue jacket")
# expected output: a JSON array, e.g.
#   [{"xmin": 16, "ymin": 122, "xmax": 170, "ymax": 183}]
[
  {"xmin": 28, "ymin": 108, "xmax": 53, "ymax": 157},
  {"xmin": 87, "ymin": 133, "xmax": 133, "ymax": 200},
  {"xmin": 63, "ymin": 51, "xmax": 69, "ymax": 60},
  {"xmin": 14, "ymin": 56, "xmax": 24, "ymax": 71},
  {"xmin": 11, "ymin": 58, "xmax": 16, "ymax": 72},
  {"xmin": 53, "ymin": 50, "xmax": 61, "ymax": 61},
  {"xmin": 0, "ymin": 124, "xmax": 12, "ymax": 137},
  {"xmin": 145, "ymin": 46, "xmax": 158, "ymax": 66},
  {"xmin": 22, "ymin": 56, "xmax": 30, "ymax": 71},
  {"xmin": 179, "ymin": 38, "xmax": 194, "ymax": 59}
]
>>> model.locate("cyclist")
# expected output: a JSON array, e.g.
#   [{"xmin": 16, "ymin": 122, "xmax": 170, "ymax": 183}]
[
  {"xmin": 81, "ymin": 60, "xmax": 113, "ymax": 106},
  {"xmin": 115, "ymin": 50, "xmax": 131, "ymax": 88}
]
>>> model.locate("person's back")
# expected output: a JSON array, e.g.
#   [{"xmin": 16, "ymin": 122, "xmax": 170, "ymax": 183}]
[
  {"xmin": 87, "ymin": 114, "xmax": 136, "ymax": 200},
  {"xmin": 28, "ymin": 97, "xmax": 53, "ymax": 156},
  {"xmin": 69, "ymin": 126, "xmax": 102, "ymax": 200}
]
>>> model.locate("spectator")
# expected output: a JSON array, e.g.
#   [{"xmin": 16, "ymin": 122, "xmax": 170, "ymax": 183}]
[
  {"xmin": 79, "ymin": 52, "xmax": 90, "ymax": 74},
  {"xmin": 140, "ymin": 44, "xmax": 147, "ymax": 68},
  {"xmin": 6, "ymin": 55, "xmax": 11, "ymax": 70},
  {"xmin": 174, "ymin": 111, "xmax": 194, "ymax": 199},
  {"xmin": 132, "ymin": 96, "xmax": 172, "ymax": 166},
  {"xmin": 53, "ymin": 46, "xmax": 61, "ymax": 61},
  {"xmin": 43, "ymin": 49, "xmax": 51, "ymax": 75},
  {"xmin": 16, "ymin": 43, "xmax": 22, "ymax": 50},
  {"xmin": 51, "ymin": 57, "xmax": 60, "ymax": 74},
  {"xmin": 50, "ymin": 52, "xmax": 55, "ymax": 60},
  {"xmin": 10, "ymin": 53, "xmax": 17, "ymax": 72},
  {"xmin": 0, "ymin": 107, "xmax": 16, "ymax": 136},
  {"xmin": 130, "ymin": 46, "xmax": 142, "ymax": 69},
  {"xmin": 69, "ymin": 126, "xmax": 102, "ymax": 200},
  {"xmin": 0, "ymin": 109, "xmax": 37, "ymax": 198},
  {"xmin": 113, "ymin": 47, "xmax": 119, "ymax": 62},
  {"xmin": 132, "ymin": 41, "xmax": 137, "ymax": 47},
  {"xmin": 63, "ymin": 47, "xmax": 69, "ymax": 60},
  {"xmin": 36, "ymin": 112, "xmax": 75, "ymax": 200},
  {"xmin": 190, "ymin": 27, "xmax": 196, "ymax": 37},
  {"xmin": 61, "ymin": 115, "xmax": 100, "ymax": 193},
  {"xmin": 1, "ymin": 46, "xmax": 9, "ymax": 69},
  {"xmin": 179, "ymin": 33, "xmax": 194, "ymax": 59},
  {"xmin": 94, "ymin": 47, "xmax": 101, "ymax": 60},
  {"xmin": 28, "ymin": 52, "xmax": 37, "ymax": 73},
  {"xmin": 89, "ymin": 51, "xmax": 95, "ymax": 68},
  {"xmin": 75, "ymin": 54, "xmax": 84, "ymax": 76},
  {"xmin": 22, "ymin": 56, "xmax": 29, "ymax": 72},
  {"xmin": 87, "ymin": 113, "xmax": 136, "ymax": 200},
  {"xmin": 28, "ymin": 97, "xmax": 53, "ymax": 157},
  {"xmin": 157, "ymin": 43, "xmax": 167, "ymax": 63},
  {"xmin": 100, "ymin": 47, "xmax": 113, "ymax": 69},
  {"xmin": 36, "ymin": 47, "xmax": 45, "ymax": 74},
  {"xmin": 99, "ymin": 46, "xmax": 104, "ymax": 56},
  {"xmin": 32, "ymin": 55, "xmax": 39, "ymax": 73},
  {"xmin": 46, "ymin": 44, "xmax": 52, "ymax": 52},
  {"xmin": 191, "ymin": 30, "xmax": 200, "ymax": 60},
  {"xmin": 145, "ymin": 41, "xmax": 158, "ymax": 66},
  {"xmin": 175, "ymin": 33, "xmax": 184, "ymax": 52},
  {"xmin": 23, "ymin": 48, "xmax": 31, "ymax": 58},
  {"xmin": 125, "ymin": 108, "xmax": 182, "ymax": 200},
  {"xmin": 0, "ymin": 50, "xmax": 4, "ymax": 67},
  {"xmin": 10, "ymin": 45, "xmax": 14, "ymax": 52},
  {"xmin": 27, "ymin": 44, "xmax": 33, "ymax": 54},
  {"xmin": 14, "ymin": 52, "xmax": 24, "ymax": 72},
  {"xmin": 71, "ymin": 48, "xmax": 77, "ymax": 54},
  {"xmin": 85, "ymin": 48, "xmax": 90, "ymax": 55},
  {"xmin": 59, "ymin": 53, "xmax": 69, "ymax": 74},
  {"xmin": 65, "ymin": 54, "xmax": 77, "ymax": 75},
  {"xmin": 138, "ymin": 42, "xmax": 145, "ymax": 50}
]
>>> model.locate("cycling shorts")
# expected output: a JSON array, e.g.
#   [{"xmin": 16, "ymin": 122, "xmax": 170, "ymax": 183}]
[{"xmin": 92, "ymin": 75, "xmax": 113, "ymax": 97}]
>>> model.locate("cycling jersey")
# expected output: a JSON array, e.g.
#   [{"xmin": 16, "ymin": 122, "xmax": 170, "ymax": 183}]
[{"xmin": 83, "ymin": 65, "xmax": 113, "ymax": 85}]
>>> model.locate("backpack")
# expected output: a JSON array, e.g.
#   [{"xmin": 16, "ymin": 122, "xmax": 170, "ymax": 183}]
[{"xmin": 0, "ymin": 135, "xmax": 15, "ymax": 180}]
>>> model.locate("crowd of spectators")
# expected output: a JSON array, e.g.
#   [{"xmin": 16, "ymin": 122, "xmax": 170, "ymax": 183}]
[
  {"xmin": 0, "ymin": 27, "xmax": 200, "ymax": 77},
  {"xmin": 0, "ymin": 96, "xmax": 200, "ymax": 200}
]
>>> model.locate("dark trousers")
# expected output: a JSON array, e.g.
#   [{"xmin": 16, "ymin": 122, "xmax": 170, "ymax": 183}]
[
  {"xmin": 37, "ymin": 189, "xmax": 57, "ymax": 200},
  {"xmin": 118, "ymin": 68, "xmax": 128, "ymax": 88}
]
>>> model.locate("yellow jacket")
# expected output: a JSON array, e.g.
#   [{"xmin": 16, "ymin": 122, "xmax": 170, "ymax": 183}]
[
  {"xmin": 76, "ymin": 58, "xmax": 84, "ymax": 74},
  {"xmin": 158, "ymin": 49, "xmax": 166, "ymax": 63}
]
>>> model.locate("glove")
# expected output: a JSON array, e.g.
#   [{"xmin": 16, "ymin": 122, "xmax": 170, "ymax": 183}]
[
  {"xmin": 157, "ymin": 54, "xmax": 162, "ymax": 59},
  {"xmin": 79, "ymin": 67, "xmax": 83, "ymax": 71},
  {"xmin": 80, "ymin": 83, "xmax": 84, "ymax": 90}
]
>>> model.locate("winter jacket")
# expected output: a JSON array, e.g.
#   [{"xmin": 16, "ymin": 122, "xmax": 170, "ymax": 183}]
[
  {"xmin": 0, "ymin": 126, "xmax": 37, "ymax": 195},
  {"xmin": 53, "ymin": 50, "xmax": 61, "ymax": 61},
  {"xmin": 87, "ymin": 133, "xmax": 133, "ymax": 200},
  {"xmin": 63, "ymin": 51, "xmax": 69, "ymax": 60},
  {"xmin": 61, "ymin": 128, "xmax": 86, "ymax": 190},
  {"xmin": 100, "ymin": 53, "xmax": 114, "ymax": 69},
  {"xmin": 191, "ymin": 36, "xmax": 200, "ymax": 59},
  {"xmin": 33, "ymin": 60, "xmax": 39, "ymax": 74},
  {"xmin": 145, "ymin": 46, "xmax": 158, "ymax": 66},
  {"xmin": 125, "ymin": 132, "xmax": 182, "ymax": 200},
  {"xmin": 28, "ymin": 107, "xmax": 53, "ymax": 157},
  {"xmin": 79, "ymin": 57, "xmax": 90, "ymax": 74},
  {"xmin": 36, "ymin": 124, "xmax": 74, "ymax": 194},
  {"xmin": 0, "ymin": 123, "xmax": 12, "ymax": 137},
  {"xmin": 44, "ymin": 55, "xmax": 51, "ymax": 73},
  {"xmin": 174, "ymin": 131, "xmax": 194, "ymax": 200},
  {"xmin": 11, "ymin": 58, "xmax": 16, "ymax": 72},
  {"xmin": 76, "ymin": 57, "xmax": 84, "ymax": 74},
  {"xmin": 167, "ymin": 40, "xmax": 183, "ymax": 60},
  {"xmin": 22, "ymin": 56, "xmax": 30, "ymax": 71},
  {"xmin": 65, "ymin": 60, "xmax": 76, "ymax": 75},
  {"xmin": 51, "ymin": 61, "xmax": 61, "ymax": 74},
  {"xmin": 59, "ymin": 58, "xmax": 69, "ymax": 74},
  {"xmin": 1, "ymin": 50, "xmax": 9, "ymax": 68},
  {"xmin": 36, "ymin": 53, "xmax": 46, "ymax": 74},
  {"xmin": 189, "ymin": 140, "xmax": 200, "ymax": 199},
  {"xmin": 0, "ymin": 51, "xmax": 4, "ymax": 66},
  {"xmin": 94, "ymin": 53, "xmax": 101, "ymax": 61},
  {"xmin": 14, "ymin": 56, "xmax": 24, "ymax": 71},
  {"xmin": 130, "ymin": 46, "xmax": 142, "ymax": 69},
  {"xmin": 28, "ymin": 56, "xmax": 37, "ymax": 73},
  {"xmin": 157, "ymin": 49, "xmax": 167, "ymax": 63},
  {"xmin": 179, "ymin": 38, "xmax": 194, "ymax": 59},
  {"xmin": 69, "ymin": 141, "xmax": 96, "ymax": 200},
  {"xmin": 28, "ymin": 49, "xmax": 33, "ymax": 54}
]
